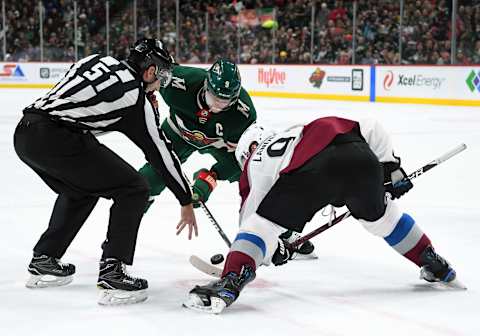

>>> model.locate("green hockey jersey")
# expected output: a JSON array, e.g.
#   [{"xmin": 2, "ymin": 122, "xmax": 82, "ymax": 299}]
[{"xmin": 160, "ymin": 65, "xmax": 257, "ymax": 152}]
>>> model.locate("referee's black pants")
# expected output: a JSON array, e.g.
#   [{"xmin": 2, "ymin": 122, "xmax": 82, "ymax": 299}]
[{"xmin": 13, "ymin": 114, "xmax": 149, "ymax": 265}]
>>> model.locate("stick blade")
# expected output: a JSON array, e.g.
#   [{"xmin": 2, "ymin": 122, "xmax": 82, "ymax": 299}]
[{"xmin": 189, "ymin": 255, "xmax": 222, "ymax": 278}]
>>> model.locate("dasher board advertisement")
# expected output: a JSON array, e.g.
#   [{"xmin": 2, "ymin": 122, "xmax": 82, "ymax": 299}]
[{"xmin": 376, "ymin": 66, "xmax": 480, "ymax": 106}]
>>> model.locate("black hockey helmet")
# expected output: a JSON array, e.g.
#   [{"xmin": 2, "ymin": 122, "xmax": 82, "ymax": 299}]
[{"xmin": 127, "ymin": 38, "xmax": 173, "ymax": 87}]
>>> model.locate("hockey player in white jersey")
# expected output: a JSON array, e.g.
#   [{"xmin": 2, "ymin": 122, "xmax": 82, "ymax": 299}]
[{"xmin": 184, "ymin": 116, "xmax": 460, "ymax": 314}]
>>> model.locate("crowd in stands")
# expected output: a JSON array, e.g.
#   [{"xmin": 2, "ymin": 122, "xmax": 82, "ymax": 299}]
[{"xmin": 2, "ymin": 0, "xmax": 479, "ymax": 64}]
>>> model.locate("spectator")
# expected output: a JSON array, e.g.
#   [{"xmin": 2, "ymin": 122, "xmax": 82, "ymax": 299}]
[
  {"xmin": 3, "ymin": 0, "xmax": 479, "ymax": 65},
  {"xmin": 473, "ymin": 40, "xmax": 480, "ymax": 64}
]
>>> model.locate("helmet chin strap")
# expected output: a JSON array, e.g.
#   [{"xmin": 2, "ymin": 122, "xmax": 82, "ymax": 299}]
[
  {"xmin": 209, "ymin": 103, "xmax": 226, "ymax": 113},
  {"xmin": 204, "ymin": 89, "xmax": 234, "ymax": 113}
]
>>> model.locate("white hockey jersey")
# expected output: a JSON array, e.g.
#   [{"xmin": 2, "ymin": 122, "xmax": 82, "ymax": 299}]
[{"xmin": 239, "ymin": 117, "xmax": 397, "ymax": 225}]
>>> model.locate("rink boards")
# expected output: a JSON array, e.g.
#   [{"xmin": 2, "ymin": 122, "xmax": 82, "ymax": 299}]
[{"xmin": 0, "ymin": 62, "xmax": 479, "ymax": 107}]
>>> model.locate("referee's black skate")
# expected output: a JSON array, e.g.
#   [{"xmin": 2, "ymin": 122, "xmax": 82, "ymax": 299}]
[
  {"xmin": 280, "ymin": 230, "xmax": 317, "ymax": 259},
  {"xmin": 97, "ymin": 258, "xmax": 148, "ymax": 305},
  {"xmin": 26, "ymin": 254, "xmax": 75, "ymax": 288},
  {"xmin": 419, "ymin": 246, "xmax": 466, "ymax": 289},
  {"xmin": 184, "ymin": 265, "xmax": 256, "ymax": 314}
]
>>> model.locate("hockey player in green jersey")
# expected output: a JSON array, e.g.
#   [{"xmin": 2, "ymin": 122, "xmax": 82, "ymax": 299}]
[
  {"xmin": 139, "ymin": 58, "xmax": 255, "ymax": 211},
  {"xmin": 139, "ymin": 58, "xmax": 315, "ymax": 257},
  {"xmin": 140, "ymin": 58, "xmax": 316, "ymax": 259}
]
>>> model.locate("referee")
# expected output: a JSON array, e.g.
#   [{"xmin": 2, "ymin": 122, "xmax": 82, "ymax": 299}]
[{"xmin": 14, "ymin": 39, "xmax": 196, "ymax": 305}]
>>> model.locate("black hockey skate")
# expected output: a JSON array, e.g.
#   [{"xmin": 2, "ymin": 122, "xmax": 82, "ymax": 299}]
[
  {"xmin": 280, "ymin": 230, "xmax": 317, "ymax": 259},
  {"xmin": 419, "ymin": 246, "xmax": 465, "ymax": 289},
  {"xmin": 26, "ymin": 254, "xmax": 75, "ymax": 288},
  {"xmin": 97, "ymin": 258, "xmax": 148, "ymax": 305},
  {"xmin": 184, "ymin": 265, "xmax": 256, "ymax": 314}
]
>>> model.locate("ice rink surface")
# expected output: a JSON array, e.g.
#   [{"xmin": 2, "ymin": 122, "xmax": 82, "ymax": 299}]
[{"xmin": 1, "ymin": 89, "xmax": 479, "ymax": 335}]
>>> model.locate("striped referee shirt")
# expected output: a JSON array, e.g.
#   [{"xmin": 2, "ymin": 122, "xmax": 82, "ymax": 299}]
[{"xmin": 24, "ymin": 54, "xmax": 192, "ymax": 205}]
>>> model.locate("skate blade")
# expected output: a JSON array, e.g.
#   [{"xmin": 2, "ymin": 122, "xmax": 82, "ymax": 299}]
[
  {"xmin": 183, "ymin": 293, "xmax": 227, "ymax": 314},
  {"xmin": 431, "ymin": 278, "xmax": 468, "ymax": 290},
  {"xmin": 419, "ymin": 269, "xmax": 467, "ymax": 290},
  {"xmin": 98, "ymin": 289, "xmax": 148, "ymax": 306},
  {"xmin": 291, "ymin": 252, "xmax": 318, "ymax": 260},
  {"xmin": 25, "ymin": 274, "xmax": 73, "ymax": 289}
]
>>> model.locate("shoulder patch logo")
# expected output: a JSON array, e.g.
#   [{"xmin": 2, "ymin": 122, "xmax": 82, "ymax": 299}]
[
  {"xmin": 237, "ymin": 99, "xmax": 250, "ymax": 118},
  {"xmin": 171, "ymin": 76, "xmax": 186, "ymax": 91}
]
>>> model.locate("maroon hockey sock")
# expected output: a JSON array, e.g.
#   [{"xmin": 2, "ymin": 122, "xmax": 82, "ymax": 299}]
[
  {"xmin": 384, "ymin": 213, "xmax": 432, "ymax": 267},
  {"xmin": 221, "ymin": 251, "xmax": 256, "ymax": 277},
  {"xmin": 404, "ymin": 235, "xmax": 432, "ymax": 266}
]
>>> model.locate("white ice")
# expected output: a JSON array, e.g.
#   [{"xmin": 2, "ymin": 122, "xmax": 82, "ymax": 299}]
[{"xmin": 1, "ymin": 89, "xmax": 479, "ymax": 336}]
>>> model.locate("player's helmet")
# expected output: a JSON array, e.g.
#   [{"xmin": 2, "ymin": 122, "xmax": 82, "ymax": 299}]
[
  {"xmin": 235, "ymin": 123, "xmax": 276, "ymax": 168},
  {"xmin": 205, "ymin": 58, "xmax": 241, "ymax": 112},
  {"xmin": 127, "ymin": 38, "xmax": 173, "ymax": 87}
]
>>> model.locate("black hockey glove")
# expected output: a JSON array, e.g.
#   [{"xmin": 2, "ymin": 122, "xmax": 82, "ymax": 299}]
[
  {"xmin": 383, "ymin": 160, "xmax": 413, "ymax": 199},
  {"xmin": 272, "ymin": 239, "xmax": 295, "ymax": 266}
]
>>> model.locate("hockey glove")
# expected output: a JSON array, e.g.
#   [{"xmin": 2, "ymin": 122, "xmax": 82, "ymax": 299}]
[
  {"xmin": 383, "ymin": 160, "xmax": 413, "ymax": 200},
  {"xmin": 272, "ymin": 239, "xmax": 295, "ymax": 266},
  {"xmin": 192, "ymin": 169, "xmax": 217, "ymax": 208}
]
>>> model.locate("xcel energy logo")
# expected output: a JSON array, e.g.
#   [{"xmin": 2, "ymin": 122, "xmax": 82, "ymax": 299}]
[
  {"xmin": 383, "ymin": 71, "xmax": 394, "ymax": 90},
  {"xmin": 383, "ymin": 71, "xmax": 444, "ymax": 91}
]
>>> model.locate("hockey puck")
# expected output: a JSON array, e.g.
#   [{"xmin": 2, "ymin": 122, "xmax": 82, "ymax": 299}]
[{"xmin": 210, "ymin": 253, "xmax": 224, "ymax": 265}]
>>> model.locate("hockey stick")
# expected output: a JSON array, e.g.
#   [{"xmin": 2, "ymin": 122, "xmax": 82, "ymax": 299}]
[
  {"xmin": 190, "ymin": 143, "xmax": 467, "ymax": 278},
  {"xmin": 184, "ymin": 173, "xmax": 232, "ymax": 247},
  {"xmin": 289, "ymin": 211, "xmax": 352, "ymax": 249},
  {"xmin": 189, "ymin": 255, "xmax": 223, "ymax": 278},
  {"xmin": 188, "ymin": 199, "xmax": 231, "ymax": 278},
  {"xmin": 185, "ymin": 175, "xmax": 232, "ymax": 278},
  {"xmin": 289, "ymin": 143, "xmax": 467, "ymax": 249},
  {"xmin": 187, "ymin": 199, "xmax": 232, "ymax": 278},
  {"xmin": 197, "ymin": 199, "xmax": 232, "ymax": 247},
  {"xmin": 385, "ymin": 143, "xmax": 467, "ymax": 185}
]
